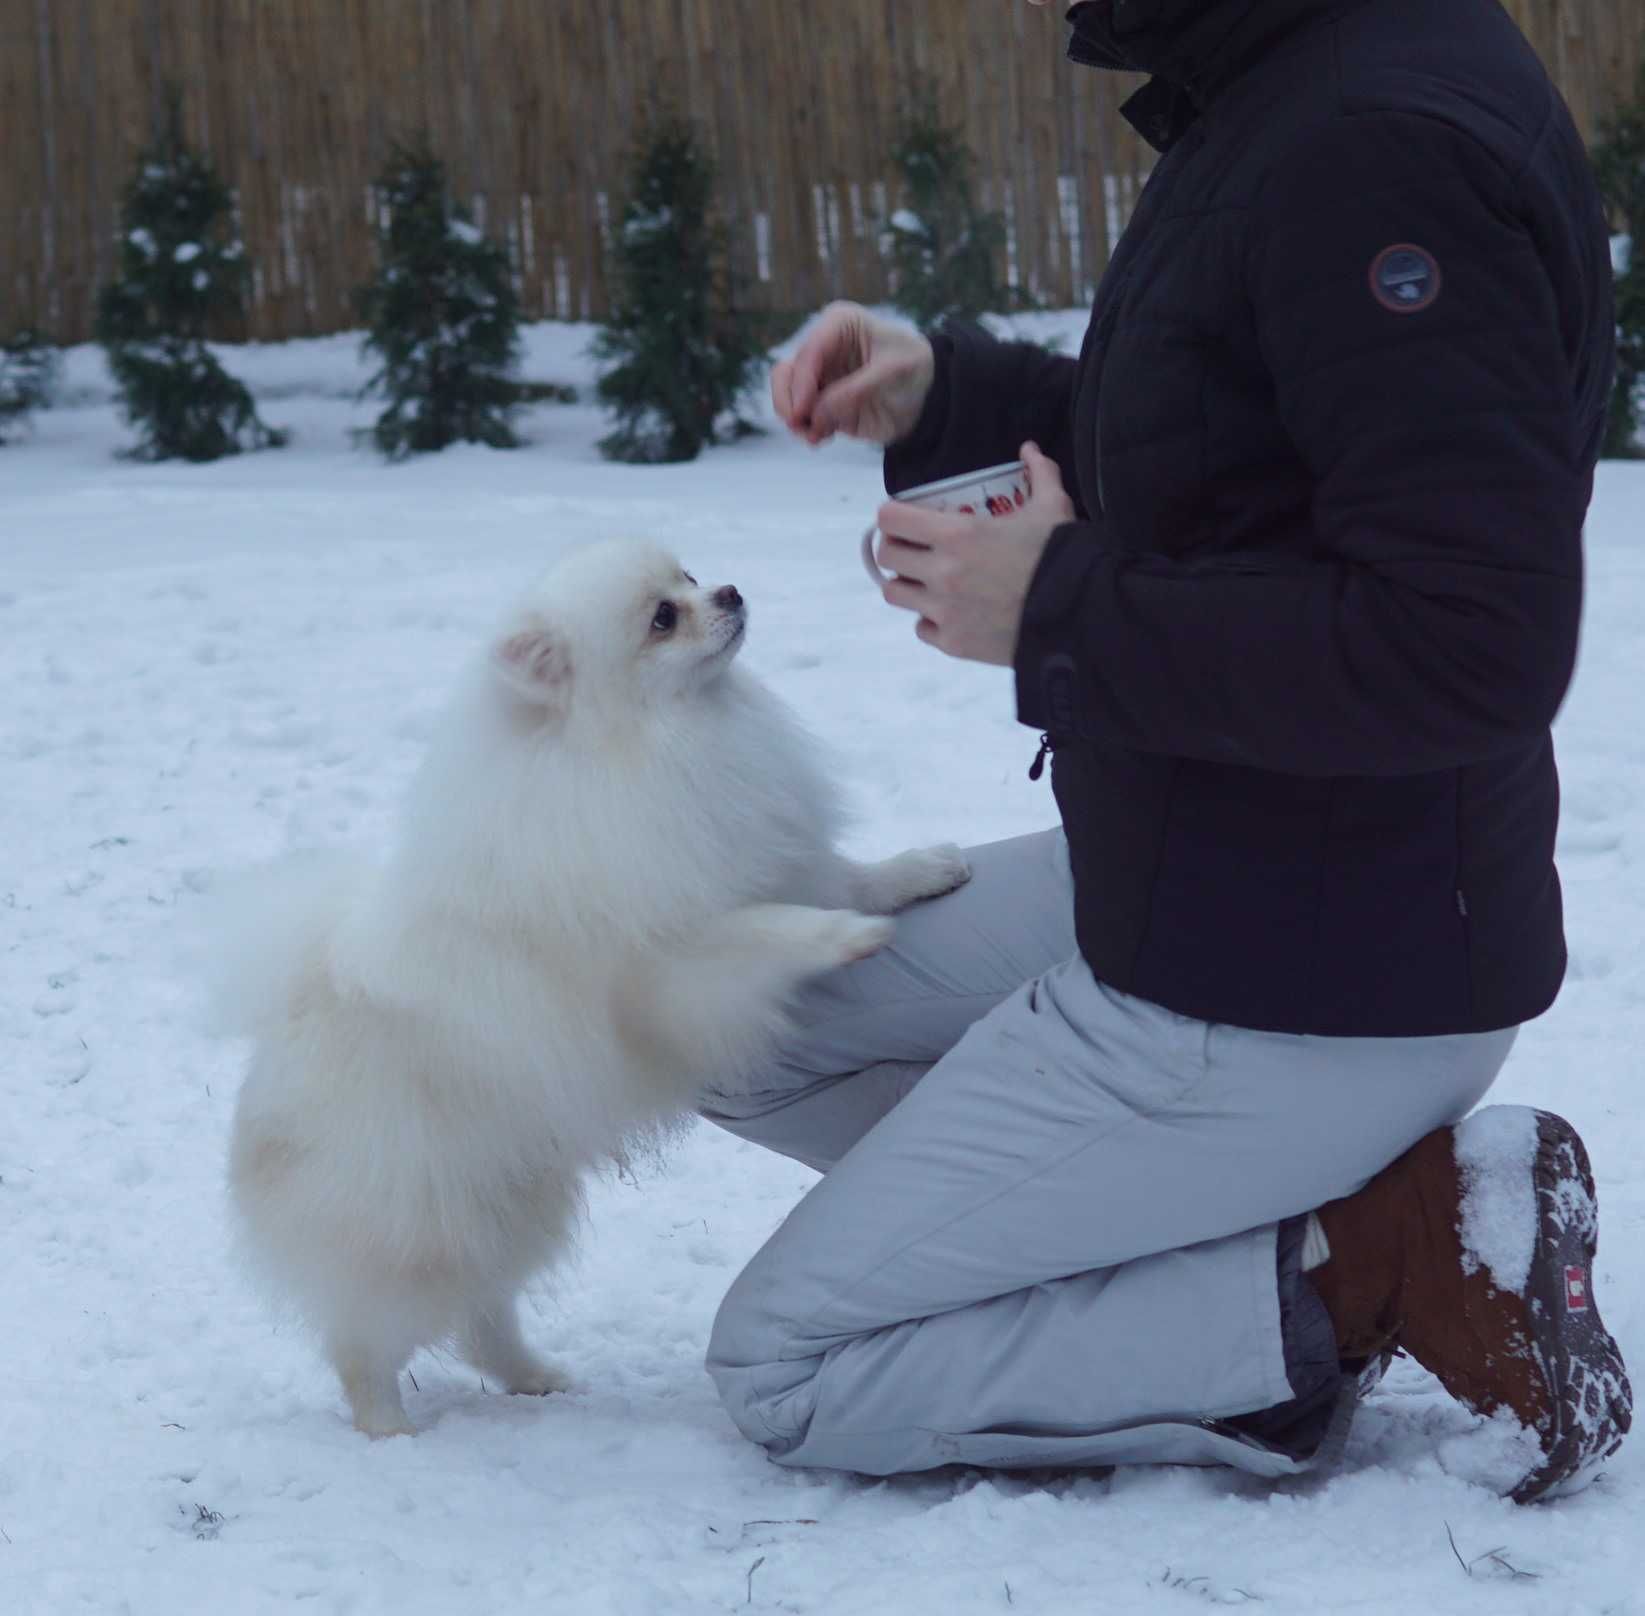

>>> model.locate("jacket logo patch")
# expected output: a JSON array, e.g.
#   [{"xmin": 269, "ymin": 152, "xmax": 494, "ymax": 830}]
[{"xmin": 1369, "ymin": 244, "xmax": 1442, "ymax": 314}]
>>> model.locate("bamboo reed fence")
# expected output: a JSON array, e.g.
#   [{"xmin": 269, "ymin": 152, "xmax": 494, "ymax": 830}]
[{"xmin": 3, "ymin": 0, "xmax": 1641, "ymax": 343}]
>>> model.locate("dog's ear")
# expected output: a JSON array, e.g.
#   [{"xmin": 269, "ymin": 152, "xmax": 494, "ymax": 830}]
[{"xmin": 491, "ymin": 621, "xmax": 573, "ymax": 715}]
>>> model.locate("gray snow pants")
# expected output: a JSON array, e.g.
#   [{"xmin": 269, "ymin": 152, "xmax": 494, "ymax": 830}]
[{"xmin": 701, "ymin": 830, "xmax": 1517, "ymax": 1478}]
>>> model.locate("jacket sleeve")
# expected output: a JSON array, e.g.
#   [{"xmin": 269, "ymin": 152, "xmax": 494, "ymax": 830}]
[
  {"xmin": 885, "ymin": 319, "xmax": 1082, "ymax": 503},
  {"xmin": 1013, "ymin": 113, "xmax": 1586, "ymax": 777}
]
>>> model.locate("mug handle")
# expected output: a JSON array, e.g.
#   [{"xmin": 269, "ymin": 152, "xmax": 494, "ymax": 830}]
[{"xmin": 862, "ymin": 523, "xmax": 891, "ymax": 587}]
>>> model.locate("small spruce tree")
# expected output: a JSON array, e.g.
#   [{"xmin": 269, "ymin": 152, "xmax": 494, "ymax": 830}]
[
  {"xmin": 95, "ymin": 95, "xmax": 281, "ymax": 462},
  {"xmin": 884, "ymin": 86, "xmax": 1015, "ymax": 331},
  {"xmin": 1593, "ymin": 66, "xmax": 1645, "ymax": 458},
  {"xmin": 0, "ymin": 329, "xmax": 57, "ymax": 446},
  {"xmin": 357, "ymin": 140, "xmax": 522, "ymax": 460},
  {"xmin": 593, "ymin": 116, "xmax": 767, "ymax": 464}
]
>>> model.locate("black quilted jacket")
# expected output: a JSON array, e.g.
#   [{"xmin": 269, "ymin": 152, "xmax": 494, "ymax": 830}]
[{"xmin": 886, "ymin": 0, "xmax": 1615, "ymax": 1036}]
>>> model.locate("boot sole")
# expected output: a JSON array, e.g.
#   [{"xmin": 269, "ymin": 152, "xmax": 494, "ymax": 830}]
[{"xmin": 1508, "ymin": 1112, "xmax": 1632, "ymax": 1503}]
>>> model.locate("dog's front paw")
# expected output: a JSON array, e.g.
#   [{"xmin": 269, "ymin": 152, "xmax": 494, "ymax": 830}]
[
  {"xmin": 826, "ymin": 912, "xmax": 897, "ymax": 966},
  {"xmin": 740, "ymin": 905, "xmax": 895, "ymax": 974},
  {"xmin": 898, "ymin": 844, "xmax": 972, "ymax": 905},
  {"xmin": 777, "ymin": 908, "xmax": 894, "ymax": 969},
  {"xmin": 856, "ymin": 844, "xmax": 972, "ymax": 913}
]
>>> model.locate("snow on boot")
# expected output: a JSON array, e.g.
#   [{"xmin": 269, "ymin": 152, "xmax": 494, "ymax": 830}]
[{"xmin": 1309, "ymin": 1106, "xmax": 1631, "ymax": 1502}]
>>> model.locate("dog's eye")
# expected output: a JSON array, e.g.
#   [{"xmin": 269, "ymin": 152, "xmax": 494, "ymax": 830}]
[
  {"xmin": 681, "ymin": 571, "xmax": 697, "ymax": 587},
  {"xmin": 651, "ymin": 601, "xmax": 678, "ymax": 634}
]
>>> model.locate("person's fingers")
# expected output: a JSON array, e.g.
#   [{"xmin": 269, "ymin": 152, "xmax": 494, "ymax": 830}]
[
  {"xmin": 789, "ymin": 305, "xmax": 864, "ymax": 424},
  {"xmin": 812, "ymin": 351, "xmax": 900, "ymax": 439},
  {"xmin": 874, "ymin": 500, "xmax": 961, "ymax": 546},
  {"xmin": 785, "ymin": 341, "xmax": 826, "ymax": 426},
  {"xmin": 808, "ymin": 393, "xmax": 841, "ymax": 439},
  {"xmin": 882, "ymin": 576, "xmax": 930, "ymax": 616},
  {"xmin": 1020, "ymin": 439, "xmax": 1057, "ymax": 480},
  {"xmin": 1020, "ymin": 440, "xmax": 1072, "ymax": 513},
  {"xmin": 913, "ymin": 616, "xmax": 945, "ymax": 650},
  {"xmin": 771, "ymin": 358, "xmax": 798, "ymax": 428},
  {"xmin": 876, "ymin": 534, "xmax": 936, "ymax": 583}
]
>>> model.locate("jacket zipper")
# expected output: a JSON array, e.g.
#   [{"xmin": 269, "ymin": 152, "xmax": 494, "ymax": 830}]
[
  {"xmin": 1029, "ymin": 733, "xmax": 1055, "ymax": 781},
  {"xmin": 1087, "ymin": 293, "xmax": 1126, "ymax": 519}
]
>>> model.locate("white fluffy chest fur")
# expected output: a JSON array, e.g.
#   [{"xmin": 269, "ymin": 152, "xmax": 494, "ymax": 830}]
[{"xmin": 321, "ymin": 666, "xmax": 848, "ymax": 1136}]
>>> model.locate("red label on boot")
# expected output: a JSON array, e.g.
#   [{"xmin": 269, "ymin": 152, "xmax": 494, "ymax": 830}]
[{"xmin": 1565, "ymin": 1266, "xmax": 1590, "ymax": 1311}]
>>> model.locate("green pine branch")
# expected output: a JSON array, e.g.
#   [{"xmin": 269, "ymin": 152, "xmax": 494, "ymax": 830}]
[
  {"xmin": 1593, "ymin": 64, "xmax": 1645, "ymax": 458},
  {"xmin": 94, "ymin": 89, "xmax": 282, "ymax": 462},
  {"xmin": 356, "ymin": 137, "xmax": 523, "ymax": 460},
  {"xmin": 594, "ymin": 114, "xmax": 769, "ymax": 464},
  {"xmin": 884, "ymin": 84, "xmax": 1022, "ymax": 332}
]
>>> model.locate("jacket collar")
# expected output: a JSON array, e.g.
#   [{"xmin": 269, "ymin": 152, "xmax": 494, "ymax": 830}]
[{"xmin": 1066, "ymin": 0, "xmax": 1347, "ymax": 151}]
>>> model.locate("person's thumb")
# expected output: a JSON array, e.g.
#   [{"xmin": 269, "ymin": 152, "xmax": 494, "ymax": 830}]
[{"xmin": 1021, "ymin": 440, "xmax": 1067, "ymax": 502}]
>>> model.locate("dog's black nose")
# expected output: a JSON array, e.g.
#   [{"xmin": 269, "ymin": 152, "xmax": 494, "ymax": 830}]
[{"xmin": 714, "ymin": 585, "xmax": 743, "ymax": 611}]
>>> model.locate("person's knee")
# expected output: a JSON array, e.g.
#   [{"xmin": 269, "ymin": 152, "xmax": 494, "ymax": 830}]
[{"xmin": 706, "ymin": 1257, "xmax": 820, "ymax": 1454}]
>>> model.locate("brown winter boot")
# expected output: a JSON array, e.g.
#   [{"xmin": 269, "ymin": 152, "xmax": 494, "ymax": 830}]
[{"xmin": 1309, "ymin": 1106, "xmax": 1631, "ymax": 1503}]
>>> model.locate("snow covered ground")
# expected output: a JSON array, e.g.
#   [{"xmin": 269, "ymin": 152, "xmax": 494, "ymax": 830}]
[{"xmin": 2, "ymin": 315, "xmax": 1641, "ymax": 1615}]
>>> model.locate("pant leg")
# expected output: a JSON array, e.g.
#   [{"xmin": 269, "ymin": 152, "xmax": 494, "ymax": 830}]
[
  {"xmin": 699, "ymin": 828, "xmax": 1075, "ymax": 1172},
  {"xmin": 708, "ymin": 957, "xmax": 1516, "ymax": 1477}
]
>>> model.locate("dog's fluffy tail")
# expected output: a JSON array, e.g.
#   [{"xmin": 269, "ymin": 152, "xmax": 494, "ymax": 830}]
[{"xmin": 193, "ymin": 848, "xmax": 367, "ymax": 1038}]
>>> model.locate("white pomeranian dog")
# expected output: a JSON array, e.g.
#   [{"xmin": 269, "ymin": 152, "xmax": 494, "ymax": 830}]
[{"xmin": 216, "ymin": 537, "xmax": 969, "ymax": 1436}]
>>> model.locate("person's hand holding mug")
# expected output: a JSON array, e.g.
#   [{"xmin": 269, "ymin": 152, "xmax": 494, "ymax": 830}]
[
  {"xmin": 773, "ymin": 302, "xmax": 935, "ymax": 446},
  {"xmin": 875, "ymin": 441, "xmax": 1076, "ymax": 667}
]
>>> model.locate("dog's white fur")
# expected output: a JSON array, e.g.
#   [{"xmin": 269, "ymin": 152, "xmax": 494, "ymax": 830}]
[{"xmin": 218, "ymin": 538, "xmax": 969, "ymax": 1436}]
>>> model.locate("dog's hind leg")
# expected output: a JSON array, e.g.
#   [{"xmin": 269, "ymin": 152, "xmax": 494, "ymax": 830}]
[
  {"xmin": 327, "ymin": 1331, "xmax": 418, "ymax": 1438},
  {"xmin": 459, "ymin": 1293, "xmax": 571, "ymax": 1397}
]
